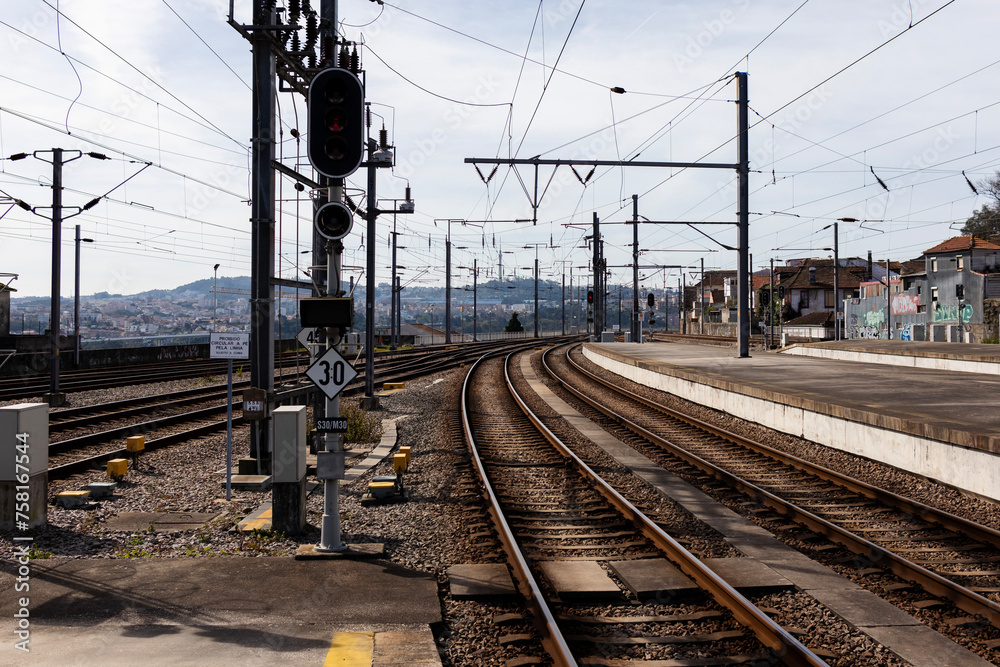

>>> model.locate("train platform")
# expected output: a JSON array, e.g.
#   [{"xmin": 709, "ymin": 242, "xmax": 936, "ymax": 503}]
[
  {"xmin": 519, "ymin": 354, "xmax": 992, "ymax": 666},
  {"xmin": 782, "ymin": 339, "xmax": 1000, "ymax": 374},
  {"xmin": 582, "ymin": 339, "xmax": 1000, "ymax": 503},
  {"xmin": 0, "ymin": 555, "xmax": 442, "ymax": 666}
]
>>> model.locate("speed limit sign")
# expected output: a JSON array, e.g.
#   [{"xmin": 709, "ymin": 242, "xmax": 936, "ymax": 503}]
[{"xmin": 305, "ymin": 347, "xmax": 358, "ymax": 399}]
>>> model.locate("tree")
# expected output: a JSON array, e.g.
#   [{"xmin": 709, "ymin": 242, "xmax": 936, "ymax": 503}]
[
  {"xmin": 962, "ymin": 171, "xmax": 1000, "ymax": 237},
  {"xmin": 504, "ymin": 312, "xmax": 525, "ymax": 333}
]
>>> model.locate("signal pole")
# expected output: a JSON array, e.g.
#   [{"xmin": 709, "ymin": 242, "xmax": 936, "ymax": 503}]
[
  {"xmin": 249, "ymin": 1, "xmax": 276, "ymax": 468},
  {"xmin": 631, "ymin": 194, "xmax": 639, "ymax": 343},
  {"xmin": 48, "ymin": 149, "xmax": 66, "ymax": 407}
]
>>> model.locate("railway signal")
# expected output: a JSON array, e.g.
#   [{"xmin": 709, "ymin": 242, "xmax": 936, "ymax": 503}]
[
  {"xmin": 307, "ymin": 67, "xmax": 365, "ymax": 179},
  {"xmin": 314, "ymin": 201, "xmax": 354, "ymax": 240}
]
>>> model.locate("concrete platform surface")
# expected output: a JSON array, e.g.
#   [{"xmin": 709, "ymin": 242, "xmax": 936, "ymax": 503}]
[
  {"xmin": 585, "ymin": 340, "xmax": 1000, "ymax": 502},
  {"xmin": 786, "ymin": 339, "xmax": 1000, "ymax": 374},
  {"xmin": 0, "ymin": 555, "xmax": 441, "ymax": 666}
]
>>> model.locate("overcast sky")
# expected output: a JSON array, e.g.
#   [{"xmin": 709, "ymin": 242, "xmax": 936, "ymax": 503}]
[{"xmin": 1, "ymin": 0, "xmax": 997, "ymax": 299}]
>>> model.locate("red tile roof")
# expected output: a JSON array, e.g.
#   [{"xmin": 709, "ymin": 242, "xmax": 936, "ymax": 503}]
[
  {"xmin": 784, "ymin": 310, "xmax": 834, "ymax": 326},
  {"xmin": 924, "ymin": 235, "xmax": 1000, "ymax": 253}
]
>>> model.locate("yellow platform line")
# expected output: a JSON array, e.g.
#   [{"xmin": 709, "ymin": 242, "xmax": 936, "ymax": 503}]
[
  {"xmin": 324, "ymin": 631, "xmax": 374, "ymax": 666},
  {"xmin": 237, "ymin": 507, "xmax": 272, "ymax": 532}
]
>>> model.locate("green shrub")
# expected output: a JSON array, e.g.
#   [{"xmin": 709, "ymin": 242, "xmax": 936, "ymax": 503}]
[{"xmin": 341, "ymin": 401, "xmax": 383, "ymax": 443}]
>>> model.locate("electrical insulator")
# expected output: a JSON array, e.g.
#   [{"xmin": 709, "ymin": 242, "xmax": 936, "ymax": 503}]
[
  {"xmin": 379, "ymin": 126, "xmax": 388, "ymax": 150},
  {"xmin": 339, "ymin": 45, "xmax": 350, "ymax": 69},
  {"xmin": 350, "ymin": 46, "xmax": 359, "ymax": 72},
  {"xmin": 289, "ymin": 0, "xmax": 300, "ymax": 22},
  {"xmin": 305, "ymin": 12, "xmax": 317, "ymax": 49},
  {"xmin": 321, "ymin": 36, "xmax": 334, "ymax": 66},
  {"xmin": 366, "ymin": 105, "xmax": 371, "ymax": 129}
]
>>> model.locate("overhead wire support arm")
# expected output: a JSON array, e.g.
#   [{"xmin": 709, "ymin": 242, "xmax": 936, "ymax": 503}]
[{"xmin": 465, "ymin": 157, "xmax": 739, "ymax": 170}]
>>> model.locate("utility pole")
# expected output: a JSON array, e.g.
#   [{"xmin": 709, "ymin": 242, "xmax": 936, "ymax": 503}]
[
  {"xmin": 592, "ymin": 212, "xmax": 603, "ymax": 340},
  {"xmin": 700, "ymin": 257, "xmax": 705, "ymax": 335},
  {"xmin": 680, "ymin": 275, "xmax": 686, "ymax": 334},
  {"xmin": 561, "ymin": 270, "xmax": 565, "ymax": 335},
  {"xmin": 445, "ymin": 220, "xmax": 452, "ymax": 344},
  {"xmin": 249, "ymin": 1, "xmax": 276, "ymax": 467},
  {"xmin": 473, "ymin": 258, "xmax": 478, "ymax": 341},
  {"xmin": 769, "ymin": 257, "xmax": 775, "ymax": 349},
  {"xmin": 833, "ymin": 221, "xmax": 840, "ymax": 340},
  {"xmin": 534, "ymin": 253, "xmax": 539, "ymax": 338},
  {"xmin": 736, "ymin": 71, "xmax": 751, "ymax": 357},
  {"xmin": 364, "ymin": 137, "xmax": 378, "ymax": 401},
  {"xmin": 391, "ymin": 212, "xmax": 398, "ymax": 349},
  {"xmin": 631, "ymin": 194, "xmax": 640, "ymax": 343},
  {"xmin": 73, "ymin": 224, "xmax": 93, "ymax": 366},
  {"xmin": 48, "ymin": 149, "xmax": 65, "ymax": 406}
]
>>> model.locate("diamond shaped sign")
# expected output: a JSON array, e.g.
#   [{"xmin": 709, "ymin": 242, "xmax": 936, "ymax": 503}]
[{"xmin": 305, "ymin": 346, "xmax": 358, "ymax": 400}]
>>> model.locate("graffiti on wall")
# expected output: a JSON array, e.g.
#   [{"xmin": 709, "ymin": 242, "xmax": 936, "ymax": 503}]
[
  {"xmin": 933, "ymin": 303, "xmax": 973, "ymax": 323},
  {"xmin": 850, "ymin": 325, "xmax": 881, "ymax": 339},
  {"xmin": 862, "ymin": 309, "xmax": 885, "ymax": 327},
  {"xmin": 892, "ymin": 294, "xmax": 919, "ymax": 315},
  {"xmin": 898, "ymin": 323, "xmax": 913, "ymax": 341}
]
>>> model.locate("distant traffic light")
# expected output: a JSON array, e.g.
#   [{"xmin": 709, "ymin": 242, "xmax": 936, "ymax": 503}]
[
  {"xmin": 308, "ymin": 67, "xmax": 365, "ymax": 179},
  {"xmin": 315, "ymin": 201, "xmax": 354, "ymax": 240},
  {"xmin": 647, "ymin": 293, "xmax": 655, "ymax": 308},
  {"xmin": 587, "ymin": 289, "xmax": 594, "ymax": 304}
]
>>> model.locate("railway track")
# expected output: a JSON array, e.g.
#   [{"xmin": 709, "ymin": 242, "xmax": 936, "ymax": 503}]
[
  {"xmin": 0, "ymin": 350, "xmax": 310, "ymax": 403},
  {"xmin": 462, "ymin": 350, "xmax": 825, "ymax": 666},
  {"xmin": 544, "ymin": 343, "xmax": 1000, "ymax": 640},
  {"xmin": 45, "ymin": 337, "xmax": 582, "ymax": 481}
]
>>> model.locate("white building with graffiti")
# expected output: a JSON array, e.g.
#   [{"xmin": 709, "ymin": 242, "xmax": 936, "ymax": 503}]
[{"xmin": 844, "ymin": 235, "xmax": 1000, "ymax": 342}]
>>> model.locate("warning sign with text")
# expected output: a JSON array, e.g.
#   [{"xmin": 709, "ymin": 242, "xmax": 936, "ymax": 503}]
[{"xmin": 210, "ymin": 332, "xmax": 250, "ymax": 359}]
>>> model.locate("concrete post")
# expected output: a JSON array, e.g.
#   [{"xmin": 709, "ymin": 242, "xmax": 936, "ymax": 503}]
[
  {"xmin": 1, "ymin": 404, "xmax": 48, "ymax": 530},
  {"xmin": 272, "ymin": 405, "xmax": 306, "ymax": 535}
]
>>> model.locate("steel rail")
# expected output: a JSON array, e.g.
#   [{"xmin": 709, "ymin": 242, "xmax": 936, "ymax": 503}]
[
  {"xmin": 526, "ymin": 347, "xmax": 826, "ymax": 666},
  {"xmin": 554, "ymin": 343, "xmax": 1000, "ymax": 630},
  {"xmin": 461, "ymin": 351, "xmax": 577, "ymax": 667},
  {"xmin": 48, "ymin": 416, "xmax": 243, "ymax": 479}
]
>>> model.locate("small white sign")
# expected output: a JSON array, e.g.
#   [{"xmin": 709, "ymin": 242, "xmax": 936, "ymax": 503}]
[
  {"xmin": 210, "ymin": 332, "xmax": 250, "ymax": 359},
  {"xmin": 297, "ymin": 327, "xmax": 322, "ymax": 351},
  {"xmin": 306, "ymin": 346, "xmax": 358, "ymax": 399}
]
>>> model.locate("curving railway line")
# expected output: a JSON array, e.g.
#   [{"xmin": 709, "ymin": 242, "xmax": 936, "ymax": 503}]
[
  {"xmin": 462, "ymin": 349, "xmax": 826, "ymax": 666},
  {"xmin": 535, "ymin": 342, "xmax": 1000, "ymax": 654}
]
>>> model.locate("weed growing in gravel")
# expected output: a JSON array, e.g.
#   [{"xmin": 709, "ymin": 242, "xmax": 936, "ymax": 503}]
[
  {"xmin": 341, "ymin": 401, "xmax": 383, "ymax": 443},
  {"xmin": 118, "ymin": 547, "xmax": 154, "ymax": 559},
  {"xmin": 27, "ymin": 547, "xmax": 52, "ymax": 559},
  {"xmin": 77, "ymin": 513, "xmax": 99, "ymax": 534}
]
